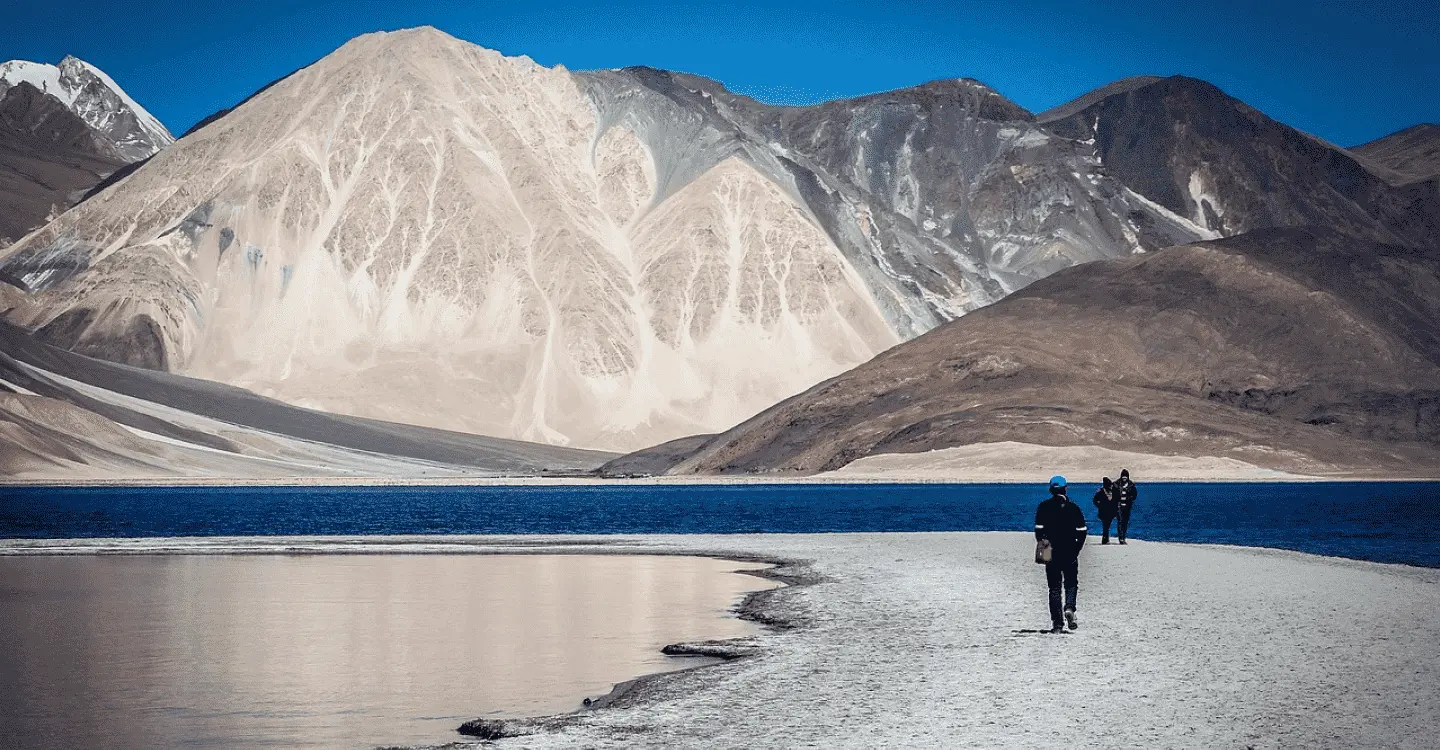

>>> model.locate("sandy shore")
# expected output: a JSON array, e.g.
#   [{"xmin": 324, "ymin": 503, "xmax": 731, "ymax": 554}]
[
  {"xmin": 6, "ymin": 440, "xmax": 1439, "ymax": 485},
  {"xmin": 6, "ymin": 534, "xmax": 1437, "ymax": 748},
  {"xmin": 4, "ymin": 473, "xmax": 1437, "ymax": 487},
  {"xmin": 824, "ymin": 441, "xmax": 1318, "ymax": 481}
]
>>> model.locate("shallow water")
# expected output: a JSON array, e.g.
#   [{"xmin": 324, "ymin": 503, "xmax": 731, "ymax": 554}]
[
  {"xmin": 2, "ymin": 482, "xmax": 1436, "ymax": 566},
  {"xmin": 0, "ymin": 554, "xmax": 775, "ymax": 749}
]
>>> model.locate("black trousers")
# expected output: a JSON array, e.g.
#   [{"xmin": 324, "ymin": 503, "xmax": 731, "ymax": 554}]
[
  {"xmin": 1100, "ymin": 516, "xmax": 1115, "ymax": 542},
  {"xmin": 1117, "ymin": 506, "xmax": 1133, "ymax": 541},
  {"xmin": 1045, "ymin": 556, "xmax": 1079, "ymax": 626}
]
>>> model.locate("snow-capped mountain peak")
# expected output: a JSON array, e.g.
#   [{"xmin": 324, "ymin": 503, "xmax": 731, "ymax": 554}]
[{"xmin": 0, "ymin": 56, "xmax": 173, "ymax": 161}]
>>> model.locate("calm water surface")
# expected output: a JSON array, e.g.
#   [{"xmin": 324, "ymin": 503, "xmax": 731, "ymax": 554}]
[
  {"xmin": 1, "ymin": 482, "xmax": 1435, "ymax": 566},
  {"xmin": 0, "ymin": 554, "xmax": 775, "ymax": 749}
]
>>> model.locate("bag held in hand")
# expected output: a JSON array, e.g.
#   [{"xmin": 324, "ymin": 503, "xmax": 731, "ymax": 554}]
[{"xmin": 1034, "ymin": 539, "xmax": 1053, "ymax": 565}]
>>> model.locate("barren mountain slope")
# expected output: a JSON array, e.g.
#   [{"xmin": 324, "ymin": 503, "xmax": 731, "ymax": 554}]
[
  {"xmin": 1, "ymin": 27, "xmax": 1201, "ymax": 452},
  {"xmin": 653, "ymin": 228, "xmax": 1440, "ymax": 477},
  {"xmin": 0, "ymin": 321, "xmax": 613, "ymax": 479},
  {"xmin": 0, "ymin": 29, "xmax": 910, "ymax": 451},
  {"xmin": 0, "ymin": 56, "xmax": 173, "ymax": 161},
  {"xmin": 1038, "ymin": 77, "xmax": 1440, "ymax": 250},
  {"xmin": 1350, "ymin": 123, "xmax": 1440, "ymax": 185},
  {"xmin": 0, "ymin": 83, "xmax": 127, "ymax": 245},
  {"xmin": 576, "ymin": 68, "xmax": 1200, "ymax": 332}
]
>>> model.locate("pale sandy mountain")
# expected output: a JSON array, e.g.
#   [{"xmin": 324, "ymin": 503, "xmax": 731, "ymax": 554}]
[
  {"xmin": 0, "ymin": 27, "xmax": 1190, "ymax": 452},
  {"xmin": 0, "ymin": 320, "xmax": 612, "ymax": 480}
]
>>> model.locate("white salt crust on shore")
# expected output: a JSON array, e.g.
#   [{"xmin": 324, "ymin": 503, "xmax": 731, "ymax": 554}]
[
  {"xmin": 466, "ymin": 534, "xmax": 1440, "ymax": 748},
  {"xmin": 7, "ymin": 533, "xmax": 1434, "ymax": 748}
]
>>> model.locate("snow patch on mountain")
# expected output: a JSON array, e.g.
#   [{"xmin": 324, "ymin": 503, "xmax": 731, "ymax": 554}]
[
  {"xmin": 0, "ymin": 56, "xmax": 173, "ymax": 161},
  {"xmin": 0, "ymin": 60, "xmax": 66, "ymax": 102}
]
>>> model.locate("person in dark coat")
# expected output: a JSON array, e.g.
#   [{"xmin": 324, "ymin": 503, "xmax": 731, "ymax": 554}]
[
  {"xmin": 1114, "ymin": 468, "xmax": 1138, "ymax": 544},
  {"xmin": 1092, "ymin": 477, "xmax": 1119, "ymax": 544},
  {"xmin": 1035, "ymin": 475, "xmax": 1087, "ymax": 633}
]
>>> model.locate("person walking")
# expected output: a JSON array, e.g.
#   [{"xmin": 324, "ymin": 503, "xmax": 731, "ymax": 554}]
[
  {"xmin": 1115, "ymin": 469, "xmax": 1138, "ymax": 544},
  {"xmin": 1035, "ymin": 476, "xmax": 1087, "ymax": 633},
  {"xmin": 1092, "ymin": 477, "xmax": 1119, "ymax": 544}
]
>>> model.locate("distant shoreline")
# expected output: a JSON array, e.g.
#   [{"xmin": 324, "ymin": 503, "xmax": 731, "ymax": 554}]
[{"xmin": 3, "ymin": 474, "xmax": 1439, "ymax": 488}]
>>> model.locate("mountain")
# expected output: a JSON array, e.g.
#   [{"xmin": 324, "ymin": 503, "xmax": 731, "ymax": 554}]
[
  {"xmin": 0, "ymin": 82, "xmax": 128, "ymax": 246},
  {"xmin": 1037, "ymin": 76, "xmax": 1440, "ymax": 250},
  {"xmin": 0, "ymin": 27, "xmax": 1202, "ymax": 452},
  {"xmin": 627, "ymin": 228, "xmax": 1440, "ymax": 478},
  {"xmin": 0, "ymin": 57, "xmax": 173, "ymax": 246},
  {"xmin": 1350, "ymin": 123, "xmax": 1440, "ymax": 186},
  {"xmin": 0, "ymin": 320, "xmax": 612, "ymax": 480},
  {"xmin": 0, "ymin": 56, "xmax": 173, "ymax": 161}
]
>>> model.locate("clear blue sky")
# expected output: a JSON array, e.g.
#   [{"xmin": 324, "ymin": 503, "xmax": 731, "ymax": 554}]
[{"xmin": 5, "ymin": 0, "xmax": 1436, "ymax": 146}]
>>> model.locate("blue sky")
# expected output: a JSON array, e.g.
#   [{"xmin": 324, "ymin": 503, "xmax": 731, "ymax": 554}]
[{"xmin": 5, "ymin": 0, "xmax": 1436, "ymax": 146}]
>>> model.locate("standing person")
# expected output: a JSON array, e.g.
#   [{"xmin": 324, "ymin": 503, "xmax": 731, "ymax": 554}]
[
  {"xmin": 1092, "ymin": 477, "xmax": 1119, "ymax": 544},
  {"xmin": 1115, "ymin": 469, "xmax": 1138, "ymax": 544},
  {"xmin": 1035, "ymin": 476, "xmax": 1087, "ymax": 633}
]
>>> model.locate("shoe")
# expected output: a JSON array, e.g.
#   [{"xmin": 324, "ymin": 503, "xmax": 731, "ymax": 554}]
[
  {"xmin": 1101, "ymin": 539, "xmax": 1110, "ymax": 545},
  {"xmin": 1064, "ymin": 609, "xmax": 1078, "ymax": 631},
  {"xmin": 1050, "ymin": 624, "xmax": 1066, "ymax": 634},
  {"xmin": 1119, "ymin": 540, "xmax": 1127, "ymax": 545}
]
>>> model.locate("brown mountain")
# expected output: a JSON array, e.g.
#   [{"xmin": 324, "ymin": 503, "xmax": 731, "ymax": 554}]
[
  {"xmin": 1037, "ymin": 76, "xmax": 1440, "ymax": 251},
  {"xmin": 0, "ymin": 82, "xmax": 126, "ymax": 245},
  {"xmin": 627, "ymin": 228, "xmax": 1440, "ymax": 477},
  {"xmin": 1350, "ymin": 123, "xmax": 1440, "ymax": 186}
]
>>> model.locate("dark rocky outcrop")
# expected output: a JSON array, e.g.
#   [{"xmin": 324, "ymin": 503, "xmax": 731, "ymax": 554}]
[
  {"xmin": 0, "ymin": 82, "xmax": 126, "ymax": 244},
  {"xmin": 1350, "ymin": 123, "xmax": 1440, "ymax": 186},
  {"xmin": 1038, "ymin": 76, "xmax": 1440, "ymax": 250},
  {"xmin": 598, "ymin": 433, "xmax": 716, "ymax": 477}
]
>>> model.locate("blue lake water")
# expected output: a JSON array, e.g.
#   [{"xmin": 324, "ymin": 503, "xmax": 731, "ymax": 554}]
[{"xmin": 1, "ymin": 482, "xmax": 1436, "ymax": 567}]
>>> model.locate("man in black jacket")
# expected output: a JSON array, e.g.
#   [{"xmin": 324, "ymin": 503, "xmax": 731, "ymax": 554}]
[
  {"xmin": 1035, "ymin": 476, "xmax": 1087, "ymax": 633},
  {"xmin": 1115, "ymin": 469, "xmax": 1138, "ymax": 544},
  {"xmin": 1093, "ymin": 477, "xmax": 1118, "ymax": 544}
]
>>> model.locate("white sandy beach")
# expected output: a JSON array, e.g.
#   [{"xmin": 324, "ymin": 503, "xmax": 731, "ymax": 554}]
[
  {"xmin": 7, "ymin": 533, "xmax": 1437, "ymax": 748},
  {"xmin": 474, "ymin": 534, "xmax": 1440, "ymax": 749}
]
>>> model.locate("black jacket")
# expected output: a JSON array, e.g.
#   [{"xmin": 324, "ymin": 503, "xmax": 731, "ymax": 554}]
[
  {"xmin": 1116, "ymin": 479, "xmax": 1138, "ymax": 509},
  {"xmin": 1035, "ymin": 493, "xmax": 1088, "ymax": 559},
  {"xmin": 1093, "ymin": 487, "xmax": 1119, "ymax": 519}
]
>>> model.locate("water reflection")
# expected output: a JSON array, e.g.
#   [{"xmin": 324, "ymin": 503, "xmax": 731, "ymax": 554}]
[{"xmin": 0, "ymin": 554, "xmax": 776, "ymax": 749}]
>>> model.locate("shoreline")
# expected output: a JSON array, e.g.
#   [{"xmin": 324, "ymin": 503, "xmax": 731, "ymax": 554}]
[
  {"xmin": 4, "ymin": 474, "xmax": 1440, "ymax": 488},
  {"xmin": 446, "ymin": 533, "xmax": 1440, "ymax": 748},
  {"xmin": 2, "ymin": 534, "xmax": 1437, "ymax": 747},
  {"xmin": 0, "ymin": 536, "xmax": 809, "ymax": 747},
  {"xmin": 0, "ymin": 535, "xmax": 815, "ymax": 746},
  {"xmin": 471, "ymin": 554, "xmax": 822, "ymax": 740},
  {"xmin": 3, "ymin": 530, "xmax": 1437, "ymax": 571}
]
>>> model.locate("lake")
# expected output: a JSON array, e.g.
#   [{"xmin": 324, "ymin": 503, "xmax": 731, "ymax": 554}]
[
  {"xmin": 1, "ymin": 481, "xmax": 1436, "ymax": 566},
  {"xmin": 0, "ymin": 553, "xmax": 776, "ymax": 749}
]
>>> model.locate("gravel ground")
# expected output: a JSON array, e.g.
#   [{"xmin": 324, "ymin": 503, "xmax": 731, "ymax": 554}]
[{"xmin": 443, "ymin": 533, "xmax": 1440, "ymax": 749}]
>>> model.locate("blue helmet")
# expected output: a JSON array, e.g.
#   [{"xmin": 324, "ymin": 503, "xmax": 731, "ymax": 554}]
[{"xmin": 1049, "ymin": 475, "xmax": 1067, "ymax": 492}]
